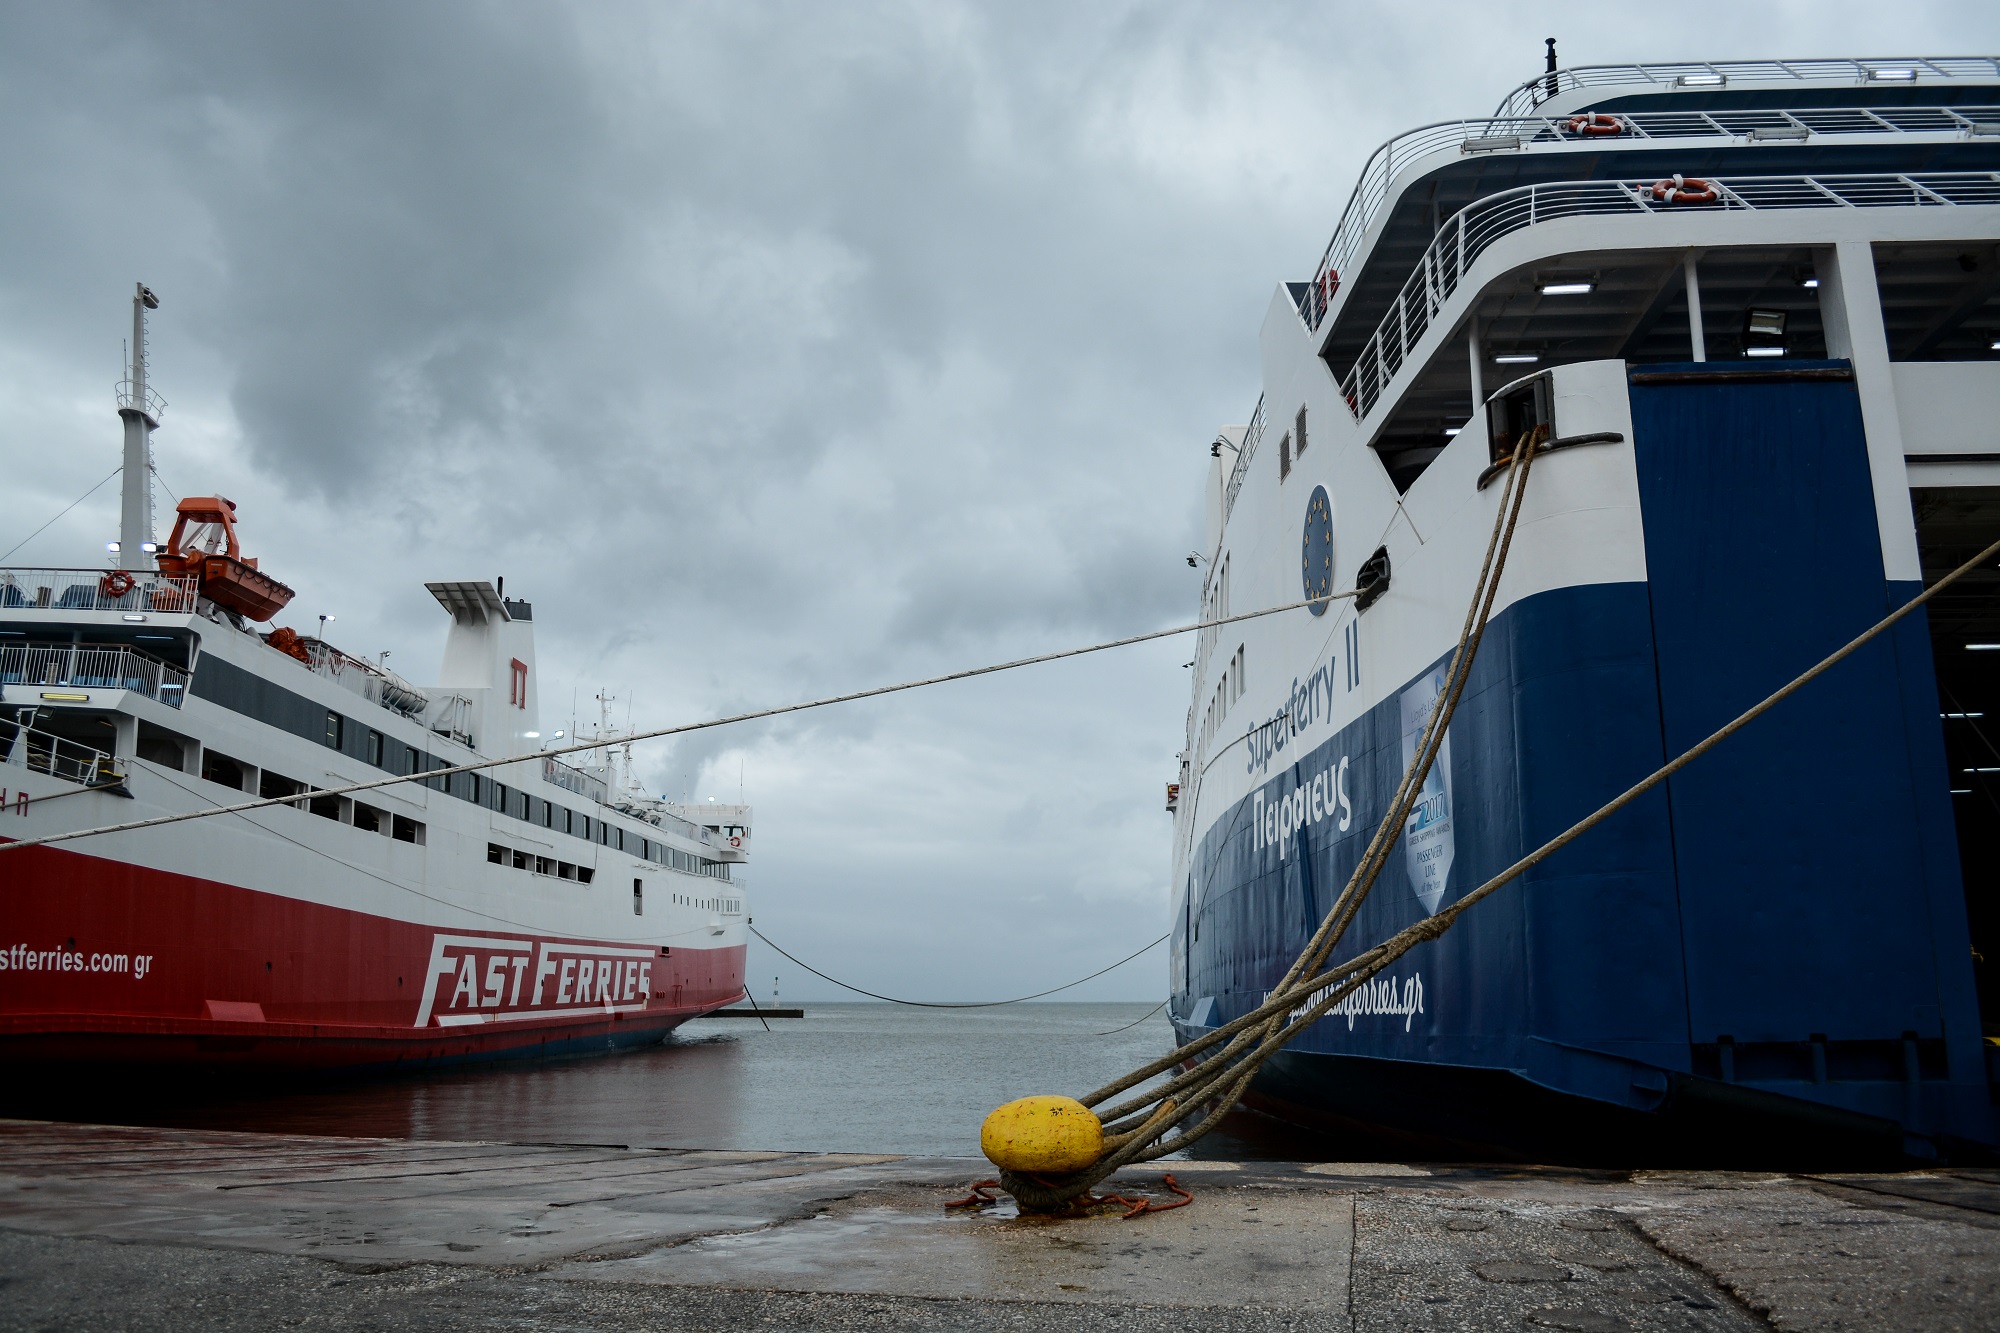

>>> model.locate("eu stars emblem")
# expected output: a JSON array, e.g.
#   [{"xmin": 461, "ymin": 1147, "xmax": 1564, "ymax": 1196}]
[{"xmin": 1302, "ymin": 486, "xmax": 1334, "ymax": 616}]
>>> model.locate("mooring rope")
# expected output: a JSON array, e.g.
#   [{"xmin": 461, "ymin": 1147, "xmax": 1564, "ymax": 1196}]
[
  {"xmin": 992, "ymin": 482, "xmax": 2000, "ymax": 1212},
  {"xmin": 0, "ymin": 592, "xmax": 1358, "ymax": 854},
  {"xmin": 987, "ymin": 429, "xmax": 1550, "ymax": 1211}
]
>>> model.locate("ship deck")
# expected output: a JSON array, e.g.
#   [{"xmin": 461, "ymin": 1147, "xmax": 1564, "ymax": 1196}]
[{"xmin": 1, "ymin": 1118, "xmax": 1995, "ymax": 1329}]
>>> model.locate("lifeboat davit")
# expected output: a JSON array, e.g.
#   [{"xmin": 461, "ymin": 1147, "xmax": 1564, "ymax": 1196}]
[{"xmin": 155, "ymin": 495, "xmax": 296, "ymax": 622}]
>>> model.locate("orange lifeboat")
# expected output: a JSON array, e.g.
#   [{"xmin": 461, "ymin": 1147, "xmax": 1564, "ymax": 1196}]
[{"xmin": 155, "ymin": 496, "xmax": 296, "ymax": 622}]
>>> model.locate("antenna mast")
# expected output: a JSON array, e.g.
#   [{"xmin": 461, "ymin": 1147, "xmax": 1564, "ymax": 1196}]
[{"xmin": 115, "ymin": 283, "xmax": 164, "ymax": 571}]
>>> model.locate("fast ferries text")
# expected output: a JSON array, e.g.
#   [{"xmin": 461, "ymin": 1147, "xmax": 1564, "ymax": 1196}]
[{"xmin": 414, "ymin": 934, "xmax": 658, "ymax": 1027}]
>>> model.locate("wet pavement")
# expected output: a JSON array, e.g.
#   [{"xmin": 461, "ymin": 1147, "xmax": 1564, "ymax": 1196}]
[{"xmin": 1, "ymin": 1120, "xmax": 1996, "ymax": 1330}]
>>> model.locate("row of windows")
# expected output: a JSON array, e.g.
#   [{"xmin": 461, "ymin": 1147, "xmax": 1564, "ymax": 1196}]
[
  {"xmin": 201, "ymin": 749, "xmax": 427, "ymax": 845},
  {"xmin": 486, "ymin": 842, "xmax": 597, "ymax": 884},
  {"xmin": 1198, "ymin": 643, "xmax": 1245, "ymax": 758},
  {"xmin": 672, "ymin": 891, "xmax": 742, "ymax": 915},
  {"xmin": 188, "ymin": 655, "xmax": 726, "ymax": 878},
  {"xmin": 1278, "ymin": 405, "xmax": 1308, "ymax": 480}
]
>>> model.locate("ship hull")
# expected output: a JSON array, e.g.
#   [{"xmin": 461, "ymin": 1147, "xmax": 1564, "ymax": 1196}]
[
  {"xmin": 1172, "ymin": 364, "xmax": 1998, "ymax": 1164},
  {"xmin": 0, "ymin": 841, "xmax": 744, "ymax": 1071}
]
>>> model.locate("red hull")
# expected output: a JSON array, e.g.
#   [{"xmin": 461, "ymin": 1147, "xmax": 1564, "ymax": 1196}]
[{"xmin": 0, "ymin": 843, "xmax": 745, "ymax": 1069}]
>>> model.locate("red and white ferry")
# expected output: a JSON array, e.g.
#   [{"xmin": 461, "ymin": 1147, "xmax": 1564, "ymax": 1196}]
[{"xmin": 0, "ymin": 287, "xmax": 750, "ymax": 1068}]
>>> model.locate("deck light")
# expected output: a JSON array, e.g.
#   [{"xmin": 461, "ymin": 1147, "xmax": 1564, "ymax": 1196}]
[
  {"xmin": 139, "ymin": 541, "xmax": 157, "ymax": 553},
  {"xmin": 1868, "ymin": 67, "xmax": 1917, "ymax": 81},
  {"xmin": 1943, "ymin": 712, "xmax": 1986, "ymax": 718},
  {"xmin": 1800, "ymin": 277, "xmax": 1820, "ymax": 288},
  {"xmin": 1676, "ymin": 73, "xmax": 1726, "ymax": 86},
  {"xmin": 121, "ymin": 613, "xmax": 146, "ymax": 623},
  {"xmin": 105, "ymin": 541, "xmax": 120, "ymax": 553},
  {"xmin": 1745, "ymin": 346, "xmax": 1787, "ymax": 358},
  {"xmin": 1539, "ymin": 281, "xmax": 1595, "ymax": 295},
  {"xmin": 1493, "ymin": 353, "xmax": 1540, "ymax": 365},
  {"xmin": 1967, "ymin": 767, "xmax": 2000, "ymax": 774},
  {"xmin": 1443, "ymin": 426, "xmax": 1463, "ymax": 437},
  {"xmin": 1967, "ymin": 643, "xmax": 2000, "ymax": 651},
  {"xmin": 1990, "ymin": 339, "xmax": 2000, "ymax": 351}
]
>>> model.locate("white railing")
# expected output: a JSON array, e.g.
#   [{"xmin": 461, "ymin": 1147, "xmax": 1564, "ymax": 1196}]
[
  {"xmin": 0, "ymin": 568, "xmax": 199, "ymax": 616},
  {"xmin": 0, "ymin": 722, "xmax": 125, "ymax": 787},
  {"xmin": 543, "ymin": 755, "xmax": 609, "ymax": 803},
  {"xmin": 1, "ymin": 641, "xmax": 190, "ymax": 708},
  {"xmin": 1337, "ymin": 171, "xmax": 2000, "ymax": 424},
  {"xmin": 1494, "ymin": 58, "xmax": 2000, "ymax": 119},
  {"xmin": 1300, "ymin": 104, "xmax": 2000, "ymax": 332},
  {"xmin": 1222, "ymin": 396, "xmax": 1264, "ymax": 521},
  {"xmin": 115, "ymin": 378, "xmax": 167, "ymax": 421}
]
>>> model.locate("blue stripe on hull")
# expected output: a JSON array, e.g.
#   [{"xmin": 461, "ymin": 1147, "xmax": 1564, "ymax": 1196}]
[{"xmin": 1176, "ymin": 364, "xmax": 1995, "ymax": 1160}]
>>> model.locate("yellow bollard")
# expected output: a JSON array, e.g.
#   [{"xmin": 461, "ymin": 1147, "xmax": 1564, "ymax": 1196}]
[{"xmin": 979, "ymin": 1096, "xmax": 1104, "ymax": 1174}]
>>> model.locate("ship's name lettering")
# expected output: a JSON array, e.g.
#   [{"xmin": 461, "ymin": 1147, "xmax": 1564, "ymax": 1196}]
[
  {"xmin": 415, "ymin": 934, "xmax": 655, "ymax": 1027},
  {"xmin": 1253, "ymin": 755, "xmax": 1352, "ymax": 860},
  {"xmin": 1246, "ymin": 662, "xmax": 1339, "ymax": 777}
]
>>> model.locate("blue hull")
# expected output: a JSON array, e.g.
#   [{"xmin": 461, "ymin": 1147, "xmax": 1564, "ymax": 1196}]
[{"xmin": 1173, "ymin": 365, "xmax": 1997, "ymax": 1163}]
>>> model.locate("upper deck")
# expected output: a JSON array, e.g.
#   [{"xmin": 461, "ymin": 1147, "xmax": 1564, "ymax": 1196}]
[{"xmin": 1304, "ymin": 58, "xmax": 2000, "ymax": 370}]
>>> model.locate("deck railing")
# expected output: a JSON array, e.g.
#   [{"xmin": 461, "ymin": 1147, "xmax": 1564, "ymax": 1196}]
[
  {"xmin": 543, "ymin": 755, "xmax": 610, "ymax": 804},
  {"xmin": 1494, "ymin": 58, "xmax": 2000, "ymax": 119},
  {"xmin": 0, "ymin": 722, "xmax": 125, "ymax": 787},
  {"xmin": 1336, "ymin": 171, "xmax": 2000, "ymax": 424},
  {"xmin": 0, "ymin": 568, "xmax": 200, "ymax": 616},
  {"xmin": 1222, "ymin": 396, "xmax": 1265, "ymax": 522},
  {"xmin": 0, "ymin": 641, "xmax": 190, "ymax": 708},
  {"xmin": 1300, "ymin": 104, "xmax": 2000, "ymax": 332}
]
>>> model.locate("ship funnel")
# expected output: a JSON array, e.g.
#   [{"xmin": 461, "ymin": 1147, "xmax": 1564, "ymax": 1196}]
[
  {"xmin": 427, "ymin": 580, "xmax": 539, "ymax": 756},
  {"xmin": 115, "ymin": 282, "xmax": 166, "ymax": 572}
]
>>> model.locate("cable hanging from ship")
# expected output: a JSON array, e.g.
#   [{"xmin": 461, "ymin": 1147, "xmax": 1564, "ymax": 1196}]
[{"xmin": 0, "ymin": 591, "xmax": 1360, "ymax": 854}]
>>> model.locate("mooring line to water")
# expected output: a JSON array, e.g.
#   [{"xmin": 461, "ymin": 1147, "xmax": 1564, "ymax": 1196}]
[
  {"xmin": 0, "ymin": 593, "xmax": 1358, "ymax": 854},
  {"xmin": 749, "ymin": 925, "xmax": 1167, "ymax": 1009}
]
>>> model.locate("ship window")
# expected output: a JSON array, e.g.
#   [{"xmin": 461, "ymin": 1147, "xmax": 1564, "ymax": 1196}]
[
  {"xmin": 576, "ymin": 866, "xmax": 594, "ymax": 885},
  {"xmin": 487, "ymin": 843, "xmax": 505, "ymax": 864},
  {"xmin": 512, "ymin": 849, "xmax": 529, "ymax": 870},
  {"xmin": 633, "ymin": 878, "xmax": 643, "ymax": 915},
  {"xmin": 307, "ymin": 792, "xmax": 343, "ymax": 822},
  {"xmin": 260, "ymin": 771, "xmax": 305, "ymax": 807},
  {"xmin": 559, "ymin": 861, "xmax": 576, "ymax": 880},
  {"xmin": 201, "ymin": 750, "xmax": 249, "ymax": 791},
  {"xmin": 492, "ymin": 781, "xmax": 507, "ymax": 811},
  {"xmin": 367, "ymin": 730, "xmax": 383, "ymax": 766},
  {"xmin": 1279, "ymin": 431, "xmax": 1292, "ymax": 480},
  {"xmin": 324, "ymin": 711, "xmax": 343, "ymax": 749},
  {"xmin": 535, "ymin": 856, "xmax": 553, "ymax": 876},
  {"xmin": 468, "ymin": 774, "xmax": 481, "ymax": 806},
  {"xmin": 578, "ymin": 814, "xmax": 591, "ymax": 841},
  {"xmin": 541, "ymin": 801, "xmax": 554, "ymax": 829},
  {"xmin": 1295, "ymin": 406, "xmax": 1307, "ymax": 457},
  {"xmin": 391, "ymin": 814, "xmax": 424, "ymax": 844},
  {"xmin": 353, "ymin": 802, "xmax": 384, "ymax": 833}
]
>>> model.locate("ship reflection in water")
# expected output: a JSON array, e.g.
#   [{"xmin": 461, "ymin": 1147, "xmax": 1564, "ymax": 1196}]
[{"xmin": 0, "ymin": 1004, "xmax": 1191, "ymax": 1160}]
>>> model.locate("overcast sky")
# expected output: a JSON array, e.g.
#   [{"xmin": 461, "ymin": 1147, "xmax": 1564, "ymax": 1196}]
[{"xmin": 4, "ymin": 1, "xmax": 1996, "ymax": 1002}]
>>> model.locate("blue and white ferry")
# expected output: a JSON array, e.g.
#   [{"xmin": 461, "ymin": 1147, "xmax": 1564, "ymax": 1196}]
[{"xmin": 1169, "ymin": 52, "xmax": 2000, "ymax": 1163}]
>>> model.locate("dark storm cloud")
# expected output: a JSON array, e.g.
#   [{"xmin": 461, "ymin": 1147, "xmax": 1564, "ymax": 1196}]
[{"xmin": 4, "ymin": 0, "xmax": 1995, "ymax": 998}]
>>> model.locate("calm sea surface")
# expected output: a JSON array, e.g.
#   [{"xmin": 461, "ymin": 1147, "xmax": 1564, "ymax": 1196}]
[{"xmin": 5, "ymin": 1004, "xmax": 1313, "ymax": 1159}]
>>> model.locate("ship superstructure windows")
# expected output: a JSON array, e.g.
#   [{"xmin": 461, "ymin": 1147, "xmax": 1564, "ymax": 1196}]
[
  {"xmin": 1295, "ymin": 406, "xmax": 1307, "ymax": 459},
  {"xmin": 1279, "ymin": 430, "xmax": 1293, "ymax": 480}
]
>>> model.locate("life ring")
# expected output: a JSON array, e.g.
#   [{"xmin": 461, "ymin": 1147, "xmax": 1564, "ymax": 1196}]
[
  {"xmin": 1317, "ymin": 268, "xmax": 1340, "ymax": 305},
  {"xmin": 1652, "ymin": 174, "xmax": 1719, "ymax": 205},
  {"xmin": 98, "ymin": 570, "xmax": 137, "ymax": 600},
  {"xmin": 1567, "ymin": 112, "xmax": 1624, "ymax": 137},
  {"xmin": 728, "ymin": 835, "xmax": 742, "ymax": 848}
]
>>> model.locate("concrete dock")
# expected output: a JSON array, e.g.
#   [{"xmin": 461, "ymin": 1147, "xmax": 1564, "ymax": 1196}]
[{"xmin": 0, "ymin": 1120, "xmax": 1996, "ymax": 1331}]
